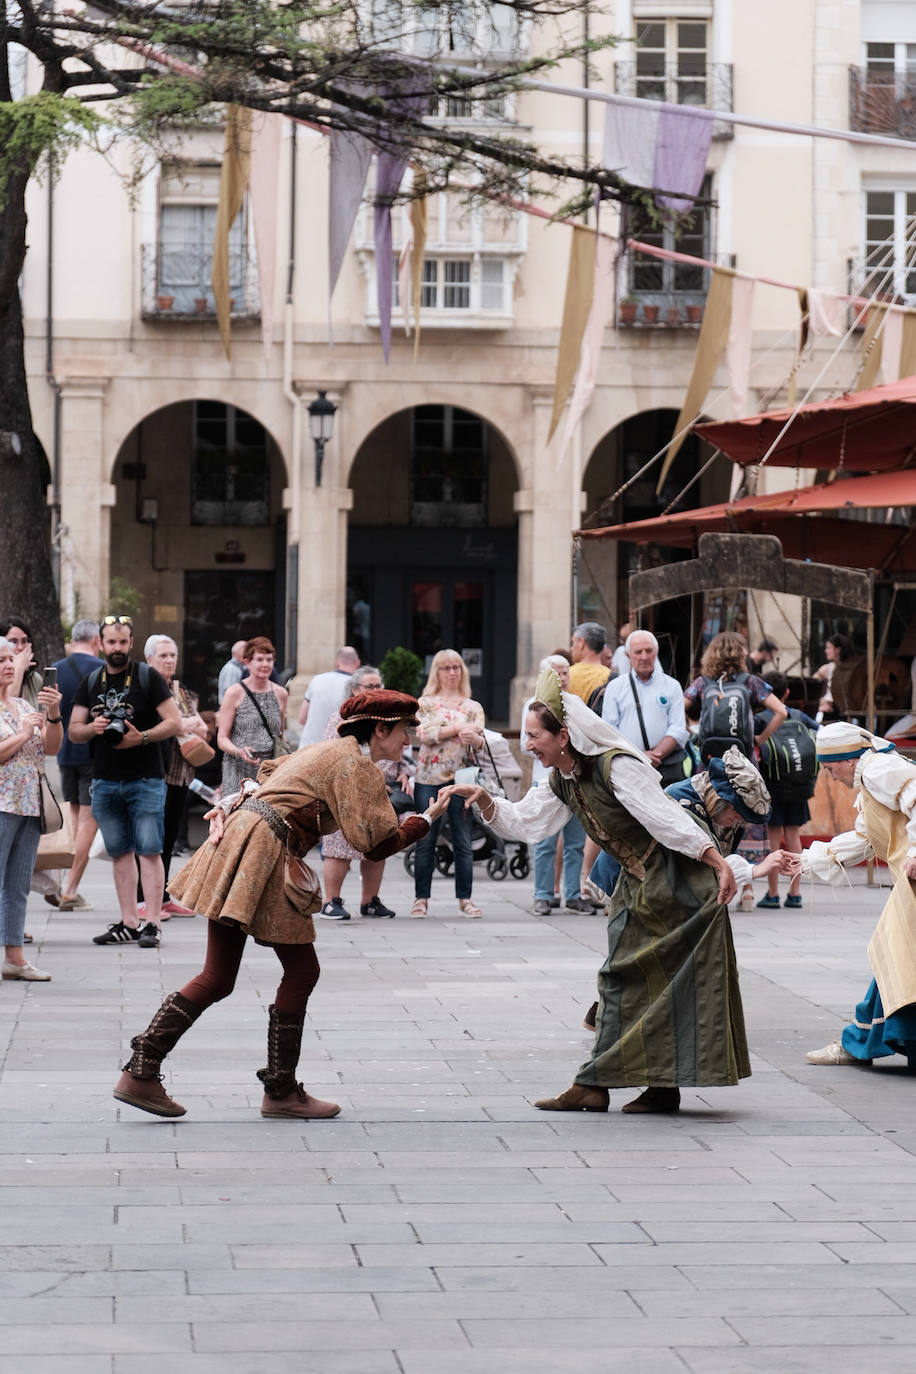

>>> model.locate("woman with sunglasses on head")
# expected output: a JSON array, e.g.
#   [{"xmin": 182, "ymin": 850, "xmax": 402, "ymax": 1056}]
[
  {"xmin": 410, "ymin": 649, "xmax": 486, "ymax": 920},
  {"xmin": 112, "ymin": 691, "xmax": 450, "ymax": 1120},
  {"xmin": 0, "ymin": 635, "xmax": 62, "ymax": 980}
]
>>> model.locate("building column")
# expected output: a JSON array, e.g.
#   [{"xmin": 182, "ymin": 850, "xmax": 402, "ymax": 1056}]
[
  {"xmin": 290, "ymin": 383, "xmax": 350, "ymax": 690},
  {"xmin": 509, "ymin": 387, "xmax": 585, "ymax": 721},
  {"xmin": 57, "ymin": 375, "xmax": 114, "ymax": 621}
]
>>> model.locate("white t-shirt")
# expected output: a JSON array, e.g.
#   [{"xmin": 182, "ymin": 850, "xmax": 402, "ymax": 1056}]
[{"xmin": 297, "ymin": 670, "xmax": 352, "ymax": 748}]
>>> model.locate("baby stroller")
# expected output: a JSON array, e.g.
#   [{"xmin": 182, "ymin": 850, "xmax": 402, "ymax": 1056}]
[{"xmin": 403, "ymin": 734, "xmax": 530, "ymax": 881}]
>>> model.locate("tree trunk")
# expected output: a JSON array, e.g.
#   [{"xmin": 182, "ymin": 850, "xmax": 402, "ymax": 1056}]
[{"xmin": 0, "ymin": 174, "xmax": 64, "ymax": 667}]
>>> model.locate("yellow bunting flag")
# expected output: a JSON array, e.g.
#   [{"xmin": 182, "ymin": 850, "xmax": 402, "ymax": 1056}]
[
  {"xmin": 212, "ymin": 105, "xmax": 253, "ymax": 360},
  {"xmin": 656, "ymin": 267, "xmax": 734, "ymax": 492},
  {"xmin": 856, "ymin": 304, "xmax": 885, "ymax": 391},
  {"xmin": 548, "ymin": 225, "xmax": 597, "ymax": 445},
  {"xmin": 899, "ymin": 311, "xmax": 916, "ymax": 380},
  {"xmin": 410, "ymin": 174, "xmax": 428, "ymax": 360}
]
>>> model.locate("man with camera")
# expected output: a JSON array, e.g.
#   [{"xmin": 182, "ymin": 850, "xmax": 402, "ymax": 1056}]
[{"xmin": 69, "ymin": 616, "xmax": 181, "ymax": 948}]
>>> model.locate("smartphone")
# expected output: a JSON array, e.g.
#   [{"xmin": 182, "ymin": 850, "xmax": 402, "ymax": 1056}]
[{"xmin": 42, "ymin": 667, "xmax": 57, "ymax": 688}]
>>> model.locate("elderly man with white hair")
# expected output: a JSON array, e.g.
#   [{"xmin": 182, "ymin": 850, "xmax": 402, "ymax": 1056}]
[
  {"xmin": 521, "ymin": 655, "xmax": 592, "ymax": 915},
  {"xmin": 601, "ymin": 629, "xmax": 689, "ymax": 779}
]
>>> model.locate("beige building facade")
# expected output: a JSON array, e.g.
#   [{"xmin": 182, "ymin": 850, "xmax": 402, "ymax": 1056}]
[{"xmin": 20, "ymin": 1, "xmax": 911, "ymax": 719}]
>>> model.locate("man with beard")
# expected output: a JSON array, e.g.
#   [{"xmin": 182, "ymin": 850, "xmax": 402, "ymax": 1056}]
[{"xmin": 69, "ymin": 616, "xmax": 181, "ymax": 948}]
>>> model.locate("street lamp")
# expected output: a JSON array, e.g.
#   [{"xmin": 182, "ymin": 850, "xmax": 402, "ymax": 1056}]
[{"xmin": 307, "ymin": 390, "xmax": 337, "ymax": 487}]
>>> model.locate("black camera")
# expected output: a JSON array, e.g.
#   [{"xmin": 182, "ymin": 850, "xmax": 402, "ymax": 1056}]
[{"xmin": 102, "ymin": 710, "xmax": 130, "ymax": 744}]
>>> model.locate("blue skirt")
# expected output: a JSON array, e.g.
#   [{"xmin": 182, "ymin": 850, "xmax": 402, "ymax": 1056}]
[{"xmin": 841, "ymin": 978, "xmax": 916, "ymax": 1062}]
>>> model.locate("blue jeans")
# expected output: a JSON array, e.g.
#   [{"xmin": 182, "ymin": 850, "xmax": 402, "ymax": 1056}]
[
  {"xmin": 413, "ymin": 782, "xmax": 474, "ymax": 900},
  {"xmin": 533, "ymin": 813, "xmax": 586, "ymax": 902},
  {"xmin": 91, "ymin": 777, "xmax": 166, "ymax": 858},
  {"xmin": 0, "ymin": 811, "xmax": 41, "ymax": 947},
  {"xmin": 590, "ymin": 849, "xmax": 621, "ymax": 898}
]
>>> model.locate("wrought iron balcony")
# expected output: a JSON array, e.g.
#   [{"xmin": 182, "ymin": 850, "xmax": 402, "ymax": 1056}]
[
  {"xmin": 614, "ymin": 63, "xmax": 734, "ymax": 139},
  {"xmin": 617, "ymin": 250, "xmax": 736, "ymax": 329},
  {"xmin": 141, "ymin": 242, "xmax": 260, "ymax": 321},
  {"xmin": 849, "ymin": 66, "xmax": 916, "ymax": 137}
]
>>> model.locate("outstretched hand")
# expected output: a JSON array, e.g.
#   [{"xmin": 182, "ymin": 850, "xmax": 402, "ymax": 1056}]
[
  {"xmin": 443, "ymin": 783, "xmax": 491, "ymax": 814},
  {"xmin": 206, "ymin": 806, "xmax": 225, "ymax": 845}
]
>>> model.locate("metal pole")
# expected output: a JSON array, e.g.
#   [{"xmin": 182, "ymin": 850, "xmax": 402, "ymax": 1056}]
[{"xmin": 866, "ymin": 571, "xmax": 876, "ymax": 733}]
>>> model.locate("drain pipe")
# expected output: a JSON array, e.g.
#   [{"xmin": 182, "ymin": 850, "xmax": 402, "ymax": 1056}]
[
  {"xmin": 46, "ymin": 161, "xmax": 64, "ymax": 605},
  {"xmin": 282, "ymin": 121, "xmax": 300, "ymax": 672}
]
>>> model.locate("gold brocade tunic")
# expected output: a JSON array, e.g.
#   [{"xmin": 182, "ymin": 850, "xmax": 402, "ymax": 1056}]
[
  {"xmin": 864, "ymin": 791, "xmax": 916, "ymax": 1018},
  {"xmin": 170, "ymin": 736, "xmax": 426, "ymax": 946}
]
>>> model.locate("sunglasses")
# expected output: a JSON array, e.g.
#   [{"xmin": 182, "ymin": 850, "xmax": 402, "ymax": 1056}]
[{"xmin": 101, "ymin": 615, "xmax": 133, "ymax": 627}]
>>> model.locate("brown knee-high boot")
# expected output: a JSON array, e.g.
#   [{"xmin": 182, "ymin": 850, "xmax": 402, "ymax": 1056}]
[
  {"xmin": 257, "ymin": 1004, "xmax": 340, "ymax": 1119},
  {"xmin": 113, "ymin": 991, "xmax": 203, "ymax": 1118}
]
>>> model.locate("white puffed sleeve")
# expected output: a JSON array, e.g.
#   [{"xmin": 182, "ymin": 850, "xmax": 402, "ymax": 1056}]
[
  {"xmin": 727, "ymin": 853, "xmax": 754, "ymax": 889},
  {"xmin": 800, "ymin": 814, "xmax": 872, "ymax": 886},
  {"xmin": 483, "ymin": 776, "xmax": 573, "ymax": 842},
  {"xmin": 610, "ymin": 755, "xmax": 714, "ymax": 862}
]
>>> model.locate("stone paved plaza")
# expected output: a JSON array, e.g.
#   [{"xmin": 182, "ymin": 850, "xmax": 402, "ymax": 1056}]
[{"xmin": 2, "ymin": 850, "xmax": 916, "ymax": 1374}]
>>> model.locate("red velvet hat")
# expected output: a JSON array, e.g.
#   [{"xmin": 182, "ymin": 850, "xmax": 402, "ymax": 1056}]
[{"xmin": 338, "ymin": 690, "xmax": 420, "ymax": 734}]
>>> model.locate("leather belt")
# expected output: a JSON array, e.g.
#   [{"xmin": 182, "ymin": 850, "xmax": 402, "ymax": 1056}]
[{"xmin": 241, "ymin": 797, "xmax": 290, "ymax": 845}]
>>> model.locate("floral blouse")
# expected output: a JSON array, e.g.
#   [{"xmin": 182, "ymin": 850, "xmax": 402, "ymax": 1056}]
[
  {"xmin": 415, "ymin": 695, "xmax": 485, "ymax": 785},
  {"xmin": 0, "ymin": 697, "xmax": 43, "ymax": 817}
]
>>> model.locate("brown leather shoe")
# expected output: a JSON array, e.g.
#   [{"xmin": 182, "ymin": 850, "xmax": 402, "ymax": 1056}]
[
  {"xmin": 582, "ymin": 1001, "xmax": 598, "ymax": 1031},
  {"xmin": 260, "ymin": 1084, "xmax": 341, "ymax": 1119},
  {"xmin": 534, "ymin": 1084, "xmax": 609, "ymax": 1112},
  {"xmin": 113, "ymin": 1070, "xmax": 186, "ymax": 1118},
  {"xmin": 621, "ymin": 1087, "xmax": 681, "ymax": 1114}
]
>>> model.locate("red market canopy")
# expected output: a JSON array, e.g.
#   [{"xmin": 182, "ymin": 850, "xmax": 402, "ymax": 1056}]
[
  {"xmin": 577, "ymin": 469, "xmax": 916, "ymax": 574},
  {"xmin": 695, "ymin": 376, "xmax": 916, "ymax": 472}
]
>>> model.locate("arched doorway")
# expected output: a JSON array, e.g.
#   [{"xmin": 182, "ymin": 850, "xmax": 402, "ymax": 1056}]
[
  {"xmin": 347, "ymin": 403, "xmax": 519, "ymax": 720},
  {"xmin": 110, "ymin": 399, "xmax": 287, "ymax": 707},
  {"xmin": 580, "ymin": 408, "xmax": 728, "ymax": 681}
]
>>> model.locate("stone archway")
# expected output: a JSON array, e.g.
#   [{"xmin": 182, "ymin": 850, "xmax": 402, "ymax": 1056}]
[
  {"xmin": 347, "ymin": 402, "xmax": 520, "ymax": 722},
  {"xmin": 110, "ymin": 399, "xmax": 289, "ymax": 706},
  {"xmin": 579, "ymin": 407, "xmax": 727, "ymax": 681}
]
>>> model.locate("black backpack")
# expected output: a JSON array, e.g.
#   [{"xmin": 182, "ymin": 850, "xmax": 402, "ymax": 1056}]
[
  {"xmin": 759, "ymin": 714, "xmax": 818, "ymax": 803},
  {"xmin": 698, "ymin": 672, "xmax": 754, "ymax": 762}
]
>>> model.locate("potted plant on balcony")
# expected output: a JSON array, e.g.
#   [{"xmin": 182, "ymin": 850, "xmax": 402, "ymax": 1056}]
[
  {"xmin": 686, "ymin": 303, "xmax": 704, "ymax": 323},
  {"xmin": 665, "ymin": 306, "xmax": 681, "ymax": 325},
  {"xmin": 156, "ymin": 294, "xmax": 174, "ymax": 311},
  {"xmin": 618, "ymin": 296, "xmax": 638, "ymax": 324},
  {"xmin": 642, "ymin": 303, "xmax": 660, "ymax": 323},
  {"xmin": 194, "ymin": 297, "xmax": 208, "ymax": 312}
]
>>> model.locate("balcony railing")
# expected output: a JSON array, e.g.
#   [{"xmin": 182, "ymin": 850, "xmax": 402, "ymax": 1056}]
[
  {"xmin": 614, "ymin": 63, "xmax": 734, "ymax": 139},
  {"xmin": 618, "ymin": 250, "xmax": 736, "ymax": 329},
  {"xmin": 849, "ymin": 66, "xmax": 916, "ymax": 137},
  {"xmin": 141, "ymin": 242, "xmax": 260, "ymax": 321}
]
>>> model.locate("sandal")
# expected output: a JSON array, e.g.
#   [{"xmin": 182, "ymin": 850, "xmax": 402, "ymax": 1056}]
[
  {"xmin": 458, "ymin": 899, "xmax": 482, "ymax": 919},
  {"xmin": 410, "ymin": 899, "xmax": 428, "ymax": 919}
]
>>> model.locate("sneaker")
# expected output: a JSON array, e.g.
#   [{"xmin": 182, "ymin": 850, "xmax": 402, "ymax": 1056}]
[
  {"xmin": 58, "ymin": 893, "xmax": 94, "ymax": 912},
  {"xmin": 318, "ymin": 897, "xmax": 351, "ymax": 921},
  {"xmin": 806, "ymin": 1040, "xmax": 870, "ymax": 1066},
  {"xmin": 43, "ymin": 890, "xmax": 63, "ymax": 908},
  {"xmin": 566, "ymin": 896, "xmax": 595, "ymax": 913},
  {"xmin": 2, "ymin": 960, "xmax": 51, "ymax": 981},
  {"xmin": 92, "ymin": 921, "xmax": 141, "ymax": 945},
  {"xmin": 532, "ymin": 899, "xmax": 552, "ymax": 916},
  {"xmin": 756, "ymin": 895, "xmax": 780, "ymax": 909},
  {"xmin": 784, "ymin": 894, "xmax": 802, "ymax": 909},
  {"xmin": 360, "ymin": 895, "xmax": 395, "ymax": 919},
  {"xmin": 138, "ymin": 923, "xmax": 161, "ymax": 948},
  {"xmin": 160, "ymin": 899, "xmax": 195, "ymax": 917}
]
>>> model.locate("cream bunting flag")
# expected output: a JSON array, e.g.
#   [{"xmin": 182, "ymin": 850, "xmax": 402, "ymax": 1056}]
[
  {"xmin": 212, "ymin": 105, "xmax": 252, "ymax": 360},
  {"xmin": 557, "ymin": 233, "xmax": 616, "ymax": 463},
  {"xmin": 899, "ymin": 312, "xmax": 916, "ymax": 379},
  {"xmin": 410, "ymin": 175, "xmax": 428, "ymax": 359},
  {"xmin": 249, "ymin": 111, "xmax": 283, "ymax": 366},
  {"xmin": 856, "ymin": 305, "xmax": 885, "ymax": 391},
  {"xmin": 656, "ymin": 267, "xmax": 734, "ymax": 491},
  {"xmin": 548, "ymin": 225, "xmax": 597, "ymax": 444}
]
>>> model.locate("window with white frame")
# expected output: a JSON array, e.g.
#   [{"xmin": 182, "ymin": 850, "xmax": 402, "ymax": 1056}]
[
  {"xmin": 864, "ymin": 189, "xmax": 916, "ymax": 299},
  {"xmin": 157, "ymin": 163, "xmax": 246, "ymax": 310},
  {"xmin": 865, "ymin": 41, "xmax": 916, "ymax": 88},
  {"xmin": 361, "ymin": 185, "xmax": 523, "ymax": 324},
  {"xmin": 366, "ymin": 2, "xmax": 519, "ymax": 59},
  {"xmin": 628, "ymin": 174, "xmax": 713, "ymax": 295},
  {"xmin": 635, "ymin": 18, "xmax": 708, "ymax": 106}
]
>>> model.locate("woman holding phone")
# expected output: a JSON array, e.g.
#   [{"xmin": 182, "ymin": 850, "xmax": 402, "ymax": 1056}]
[{"xmin": 0, "ymin": 635, "xmax": 62, "ymax": 980}]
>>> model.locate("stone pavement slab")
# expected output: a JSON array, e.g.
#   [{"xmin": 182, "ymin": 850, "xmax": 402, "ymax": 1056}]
[{"xmin": 1, "ymin": 856, "xmax": 915, "ymax": 1373}]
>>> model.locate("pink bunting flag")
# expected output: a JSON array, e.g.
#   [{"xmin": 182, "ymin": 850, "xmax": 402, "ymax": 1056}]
[{"xmin": 249, "ymin": 111, "xmax": 283, "ymax": 366}]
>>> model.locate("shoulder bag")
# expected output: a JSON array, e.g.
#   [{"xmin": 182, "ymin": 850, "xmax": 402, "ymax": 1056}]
[
  {"xmin": 627, "ymin": 674, "xmax": 690, "ymax": 787},
  {"xmin": 240, "ymin": 682, "xmax": 293, "ymax": 758},
  {"xmin": 37, "ymin": 768, "xmax": 64, "ymax": 834}
]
